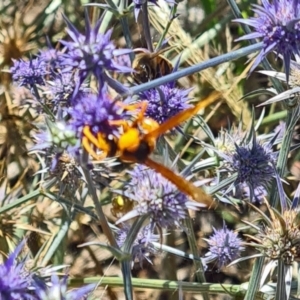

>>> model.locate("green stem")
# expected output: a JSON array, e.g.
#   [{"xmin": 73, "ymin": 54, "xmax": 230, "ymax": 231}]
[
  {"xmin": 270, "ymin": 108, "xmax": 300, "ymax": 208},
  {"xmin": 99, "ymin": 10, "xmax": 113, "ymax": 33},
  {"xmin": 119, "ymin": 16, "xmax": 134, "ymax": 61},
  {"xmin": 141, "ymin": 2, "xmax": 153, "ymax": 51},
  {"xmin": 183, "ymin": 217, "xmax": 209, "ymax": 300},
  {"xmin": 275, "ymin": 260, "xmax": 289, "ymax": 300},
  {"xmin": 69, "ymin": 277, "xmax": 267, "ymax": 298},
  {"xmin": 31, "ymin": 85, "xmax": 55, "ymax": 120},
  {"xmin": 244, "ymin": 257, "xmax": 265, "ymax": 300},
  {"xmin": 41, "ymin": 208, "xmax": 71, "ymax": 266},
  {"xmin": 117, "ymin": 0, "xmax": 133, "ymax": 59},
  {"xmin": 156, "ymin": 4, "xmax": 178, "ymax": 50},
  {"xmin": 121, "ymin": 260, "xmax": 133, "ymax": 300},
  {"xmin": 81, "ymin": 157, "xmax": 118, "ymax": 248}
]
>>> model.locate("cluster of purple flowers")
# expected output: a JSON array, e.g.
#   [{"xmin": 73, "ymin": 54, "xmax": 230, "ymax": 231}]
[
  {"xmin": 138, "ymin": 82, "xmax": 191, "ymax": 124},
  {"xmin": 116, "ymin": 224, "xmax": 160, "ymax": 267},
  {"xmin": 9, "ymin": 9, "xmax": 197, "ymax": 271},
  {"xmin": 10, "ymin": 11, "xmax": 192, "ymax": 163},
  {"xmin": 8, "ymin": 0, "xmax": 300, "ymax": 292},
  {"xmin": 230, "ymin": 135, "xmax": 277, "ymax": 201},
  {"xmin": 117, "ymin": 164, "xmax": 205, "ymax": 230},
  {"xmin": 199, "ymin": 124, "xmax": 279, "ymax": 204},
  {"xmin": 204, "ymin": 224, "xmax": 244, "ymax": 268},
  {"xmin": 0, "ymin": 240, "xmax": 94, "ymax": 299},
  {"xmin": 235, "ymin": 0, "xmax": 300, "ymax": 81},
  {"xmin": 10, "ymin": 58, "xmax": 49, "ymax": 87}
]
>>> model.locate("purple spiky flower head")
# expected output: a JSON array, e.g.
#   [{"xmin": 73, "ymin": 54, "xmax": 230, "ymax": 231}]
[
  {"xmin": 10, "ymin": 58, "xmax": 48, "ymax": 87},
  {"xmin": 34, "ymin": 274, "xmax": 95, "ymax": 300},
  {"xmin": 60, "ymin": 11, "xmax": 132, "ymax": 95},
  {"xmin": 116, "ymin": 164, "xmax": 206, "ymax": 229},
  {"xmin": 0, "ymin": 240, "xmax": 36, "ymax": 299},
  {"xmin": 200, "ymin": 123, "xmax": 279, "ymax": 203},
  {"xmin": 139, "ymin": 82, "xmax": 191, "ymax": 124},
  {"xmin": 204, "ymin": 224, "xmax": 244, "ymax": 268},
  {"xmin": 46, "ymin": 72, "xmax": 89, "ymax": 109},
  {"xmin": 39, "ymin": 49, "xmax": 65, "ymax": 77},
  {"xmin": 235, "ymin": 0, "xmax": 300, "ymax": 82},
  {"xmin": 116, "ymin": 224, "xmax": 159, "ymax": 268},
  {"xmin": 68, "ymin": 91, "xmax": 121, "ymax": 140},
  {"xmin": 230, "ymin": 134, "xmax": 277, "ymax": 200}
]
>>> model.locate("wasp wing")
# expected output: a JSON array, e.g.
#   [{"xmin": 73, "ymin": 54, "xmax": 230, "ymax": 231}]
[
  {"xmin": 145, "ymin": 92, "xmax": 220, "ymax": 140},
  {"xmin": 144, "ymin": 157, "xmax": 215, "ymax": 207}
]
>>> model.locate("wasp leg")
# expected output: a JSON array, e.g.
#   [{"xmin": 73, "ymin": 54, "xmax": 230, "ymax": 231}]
[
  {"xmin": 134, "ymin": 101, "xmax": 148, "ymax": 123},
  {"xmin": 82, "ymin": 136, "xmax": 107, "ymax": 160},
  {"xmin": 83, "ymin": 126, "xmax": 102, "ymax": 148},
  {"xmin": 109, "ymin": 119, "xmax": 129, "ymax": 126},
  {"xmin": 117, "ymin": 101, "xmax": 147, "ymax": 112},
  {"xmin": 82, "ymin": 126, "xmax": 108, "ymax": 160},
  {"xmin": 109, "ymin": 119, "xmax": 131, "ymax": 132},
  {"xmin": 97, "ymin": 132, "xmax": 111, "ymax": 153},
  {"xmin": 126, "ymin": 101, "xmax": 149, "ymax": 127},
  {"xmin": 117, "ymin": 101, "xmax": 149, "ymax": 123}
]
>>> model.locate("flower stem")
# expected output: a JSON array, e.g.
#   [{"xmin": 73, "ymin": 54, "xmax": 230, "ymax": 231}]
[
  {"xmin": 31, "ymin": 84, "xmax": 55, "ymax": 120},
  {"xmin": 141, "ymin": 2, "xmax": 154, "ymax": 52},
  {"xmin": 243, "ymin": 257, "xmax": 265, "ymax": 300},
  {"xmin": 183, "ymin": 217, "xmax": 209, "ymax": 300},
  {"xmin": 118, "ymin": 0, "xmax": 134, "ymax": 61},
  {"xmin": 81, "ymin": 158, "xmax": 118, "ymax": 248},
  {"xmin": 119, "ymin": 16, "xmax": 134, "ymax": 61},
  {"xmin": 270, "ymin": 107, "xmax": 300, "ymax": 207},
  {"xmin": 156, "ymin": 4, "xmax": 178, "ymax": 50}
]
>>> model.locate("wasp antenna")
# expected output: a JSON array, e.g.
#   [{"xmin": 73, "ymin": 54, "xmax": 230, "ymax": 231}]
[{"xmin": 133, "ymin": 48, "xmax": 151, "ymax": 54}]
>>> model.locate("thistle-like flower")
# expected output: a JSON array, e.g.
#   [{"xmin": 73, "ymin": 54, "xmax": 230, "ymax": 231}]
[
  {"xmin": 245, "ymin": 185, "xmax": 300, "ymax": 298},
  {"xmin": 213, "ymin": 126, "xmax": 245, "ymax": 156},
  {"xmin": 139, "ymin": 83, "xmax": 191, "ymax": 124},
  {"xmin": 199, "ymin": 123, "xmax": 278, "ymax": 203},
  {"xmin": 10, "ymin": 58, "xmax": 48, "ymax": 87},
  {"xmin": 0, "ymin": 240, "xmax": 36, "ymax": 299},
  {"xmin": 34, "ymin": 274, "xmax": 95, "ymax": 300},
  {"xmin": 230, "ymin": 135, "xmax": 276, "ymax": 199},
  {"xmin": 68, "ymin": 92, "xmax": 121, "ymax": 141},
  {"xmin": 250, "ymin": 184, "xmax": 300, "ymax": 265},
  {"xmin": 235, "ymin": 0, "xmax": 300, "ymax": 81},
  {"xmin": 39, "ymin": 49, "xmax": 65, "ymax": 77},
  {"xmin": 60, "ymin": 12, "xmax": 132, "ymax": 94},
  {"xmin": 116, "ymin": 224, "xmax": 159, "ymax": 267},
  {"xmin": 204, "ymin": 224, "xmax": 244, "ymax": 268},
  {"xmin": 259, "ymin": 210, "xmax": 300, "ymax": 264},
  {"xmin": 116, "ymin": 164, "xmax": 205, "ymax": 229},
  {"xmin": 46, "ymin": 72, "xmax": 89, "ymax": 109}
]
